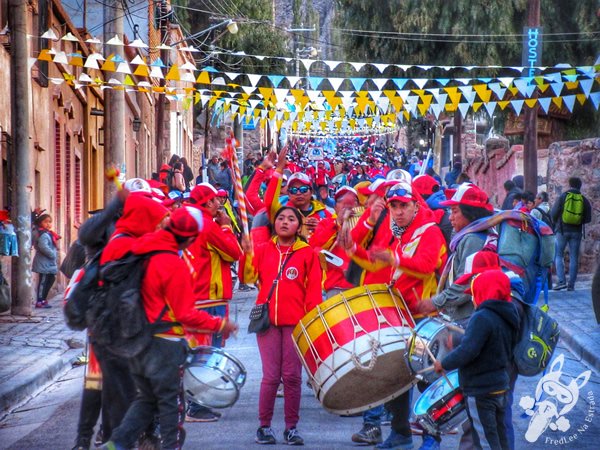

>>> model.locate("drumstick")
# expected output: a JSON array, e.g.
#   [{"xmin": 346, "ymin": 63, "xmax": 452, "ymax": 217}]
[
  {"xmin": 444, "ymin": 323, "xmax": 466, "ymax": 335},
  {"xmin": 417, "ymin": 366, "xmax": 435, "ymax": 374},
  {"xmin": 419, "ymin": 331, "xmax": 456, "ymax": 390}
]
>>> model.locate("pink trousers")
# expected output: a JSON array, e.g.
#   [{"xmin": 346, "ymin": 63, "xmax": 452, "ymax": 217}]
[{"xmin": 257, "ymin": 325, "xmax": 302, "ymax": 430}]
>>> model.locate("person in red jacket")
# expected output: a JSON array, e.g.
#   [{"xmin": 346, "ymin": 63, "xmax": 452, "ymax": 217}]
[
  {"xmin": 309, "ymin": 186, "xmax": 360, "ymax": 298},
  {"xmin": 366, "ymin": 182, "xmax": 447, "ymax": 450},
  {"xmin": 102, "ymin": 206, "xmax": 238, "ymax": 450},
  {"xmin": 183, "ymin": 183, "xmax": 243, "ymax": 422},
  {"xmin": 241, "ymin": 206, "xmax": 322, "ymax": 446},
  {"xmin": 263, "ymin": 147, "xmax": 332, "ymax": 240},
  {"xmin": 95, "ymin": 192, "xmax": 170, "ymax": 443}
]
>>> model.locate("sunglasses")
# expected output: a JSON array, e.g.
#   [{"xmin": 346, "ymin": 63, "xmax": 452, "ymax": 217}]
[
  {"xmin": 386, "ymin": 187, "xmax": 411, "ymax": 199},
  {"xmin": 288, "ymin": 186, "xmax": 311, "ymax": 195}
]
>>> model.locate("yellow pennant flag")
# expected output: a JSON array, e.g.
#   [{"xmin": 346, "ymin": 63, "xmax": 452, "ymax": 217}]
[
  {"xmin": 165, "ymin": 65, "xmax": 181, "ymax": 81},
  {"xmin": 525, "ymin": 98, "xmax": 537, "ymax": 108},
  {"xmin": 123, "ymin": 75, "xmax": 135, "ymax": 86},
  {"xmin": 472, "ymin": 102, "xmax": 482, "ymax": 113},
  {"xmin": 473, "ymin": 85, "xmax": 491, "ymax": 103},
  {"xmin": 38, "ymin": 49, "xmax": 53, "ymax": 62},
  {"xmin": 133, "ymin": 64, "xmax": 149, "ymax": 77},
  {"xmin": 196, "ymin": 71, "xmax": 211, "ymax": 84},
  {"xmin": 576, "ymin": 94, "xmax": 586, "ymax": 105},
  {"xmin": 551, "ymin": 97, "xmax": 563, "ymax": 108},
  {"xmin": 498, "ymin": 101, "xmax": 510, "ymax": 110}
]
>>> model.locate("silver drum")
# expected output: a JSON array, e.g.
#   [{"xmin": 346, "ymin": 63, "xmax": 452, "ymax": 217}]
[
  {"xmin": 407, "ymin": 318, "xmax": 462, "ymax": 384},
  {"xmin": 184, "ymin": 346, "xmax": 247, "ymax": 409}
]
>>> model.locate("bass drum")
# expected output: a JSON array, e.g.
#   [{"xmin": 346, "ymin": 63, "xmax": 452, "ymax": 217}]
[
  {"xmin": 293, "ymin": 284, "xmax": 416, "ymax": 415},
  {"xmin": 184, "ymin": 346, "xmax": 247, "ymax": 409}
]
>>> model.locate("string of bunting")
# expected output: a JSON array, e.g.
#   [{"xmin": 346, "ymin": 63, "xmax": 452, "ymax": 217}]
[{"xmin": 36, "ymin": 43, "xmax": 600, "ymax": 133}]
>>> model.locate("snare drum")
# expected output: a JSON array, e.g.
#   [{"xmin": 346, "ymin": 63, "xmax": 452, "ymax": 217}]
[
  {"xmin": 293, "ymin": 284, "xmax": 416, "ymax": 415},
  {"xmin": 184, "ymin": 346, "xmax": 247, "ymax": 409},
  {"xmin": 407, "ymin": 318, "xmax": 462, "ymax": 385},
  {"xmin": 413, "ymin": 370, "xmax": 467, "ymax": 435}
]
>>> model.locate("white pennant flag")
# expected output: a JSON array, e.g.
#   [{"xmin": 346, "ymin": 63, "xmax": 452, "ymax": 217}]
[
  {"xmin": 373, "ymin": 78, "xmax": 389, "ymax": 90},
  {"xmin": 324, "ymin": 60, "xmax": 340, "ymax": 71},
  {"xmin": 538, "ymin": 98, "xmax": 552, "ymax": 114},
  {"xmin": 301, "ymin": 59, "xmax": 315, "ymax": 71},
  {"xmin": 328, "ymin": 77, "xmax": 345, "ymax": 92},
  {"xmin": 484, "ymin": 101, "xmax": 497, "ymax": 117},
  {"xmin": 549, "ymin": 82, "xmax": 564, "ymax": 97},
  {"xmin": 273, "ymin": 88, "xmax": 289, "ymax": 104},
  {"xmin": 247, "ymin": 74, "xmax": 262, "ymax": 87},
  {"xmin": 241, "ymin": 85, "xmax": 256, "ymax": 95},
  {"xmin": 458, "ymin": 102, "xmax": 470, "ymax": 118},
  {"xmin": 562, "ymin": 95, "xmax": 576, "ymax": 112},
  {"xmin": 413, "ymin": 78, "xmax": 428, "ymax": 89},
  {"xmin": 511, "ymin": 99, "xmax": 524, "ymax": 116},
  {"xmin": 372, "ymin": 63, "xmax": 389, "ymax": 73},
  {"xmin": 350, "ymin": 62, "xmax": 365, "ymax": 71}
]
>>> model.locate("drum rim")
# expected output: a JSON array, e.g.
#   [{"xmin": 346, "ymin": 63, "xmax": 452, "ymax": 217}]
[
  {"xmin": 413, "ymin": 369, "xmax": 460, "ymax": 416},
  {"xmin": 187, "ymin": 345, "xmax": 247, "ymax": 386}
]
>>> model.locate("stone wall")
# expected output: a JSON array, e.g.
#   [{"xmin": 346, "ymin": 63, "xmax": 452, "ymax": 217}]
[
  {"xmin": 465, "ymin": 137, "xmax": 600, "ymax": 274},
  {"xmin": 547, "ymin": 138, "xmax": 600, "ymax": 273}
]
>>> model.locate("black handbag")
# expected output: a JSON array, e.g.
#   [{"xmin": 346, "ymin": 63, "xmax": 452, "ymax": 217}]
[{"xmin": 248, "ymin": 250, "xmax": 295, "ymax": 334}]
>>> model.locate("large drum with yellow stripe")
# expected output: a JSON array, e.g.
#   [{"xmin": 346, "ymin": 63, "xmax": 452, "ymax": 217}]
[{"xmin": 293, "ymin": 284, "xmax": 416, "ymax": 415}]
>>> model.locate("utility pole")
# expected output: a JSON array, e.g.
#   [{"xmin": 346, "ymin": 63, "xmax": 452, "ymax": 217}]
[
  {"xmin": 453, "ymin": 113, "xmax": 462, "ymax": 167},
  {"xmin": 103, "ymin": 0, "xmax": 125, "ymax": 201},
  {"xmin": 9, "ymin": 0, "xmax": 32, "ymax": 315},
  {"xmin": 155, "ymin": 0, "xmax": 168, "ymax": 169},
  {"xmin": 523, "ymin": 0, "xmax": 541, "ymax": 194}
]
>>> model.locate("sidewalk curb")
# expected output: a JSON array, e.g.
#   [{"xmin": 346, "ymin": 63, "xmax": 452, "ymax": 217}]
[
  {"xmin": 0, "ymin": 348, "xmax": 82, "ymax": 414},
  {"xmin": 559, "ymin": 322, "xmax": 600, "ymax": 372}
]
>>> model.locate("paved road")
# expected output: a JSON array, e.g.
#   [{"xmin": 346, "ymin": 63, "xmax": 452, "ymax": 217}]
[{"xmin": 0, "ymin": 292, "xmax": 599, "ymax": 449}]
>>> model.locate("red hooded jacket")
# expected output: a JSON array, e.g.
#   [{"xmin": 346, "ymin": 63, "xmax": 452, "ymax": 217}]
[
  {"xmin": 183, "ymin": 207, "xmax": 242, "ymax": 307},
  {"xmin": 131, "ymin": 229, "xmax": 225, "ymax": 338},
  {"xmin": 100, "ymin": 193, "xmax": 169, "ymax": 265}
]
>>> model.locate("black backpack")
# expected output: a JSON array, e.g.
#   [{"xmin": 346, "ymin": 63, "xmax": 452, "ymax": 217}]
[
  {"xmin": 533, "ymin": 207, "xmax": 553, "ymax": 230},
  {"xmin": 63, "ymin": 250, "xmax": 103, "ymax": 331},
  {"xmin": 87, "ymin": 251, "xmax": 178, "ymax": 358}
]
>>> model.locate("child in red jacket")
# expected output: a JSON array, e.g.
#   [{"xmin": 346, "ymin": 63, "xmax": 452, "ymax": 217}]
[{"xmin": 242, "ymin": 206, "xmax": 322, "ymax": 446}]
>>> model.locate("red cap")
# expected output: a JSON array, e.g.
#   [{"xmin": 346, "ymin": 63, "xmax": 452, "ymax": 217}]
[
  {"xmin": 465, "ymin": 269, "xmax": 512, "ymax": 305},
  {"xmin": 440, "ymin": 183, "xmax": 493, "ymax": 211},
  {"xmin": 412, "ymin": 175, "xmax": 439, "ymax": 196},
  {"xmin": 334, "ymin": 186, "xmax": 358, "ymax": 201},
  {"xmin": 385, "ymin": 181, "xmax": 414, "ymax": 203},
  {"xmin": 168, "ymin": 206, "xmax": 204, "ymax": 237},
  {"xmin": 455, "ymin": 250, "xmax": 502, "ymax": 285},
  {"xmin": 287, "ymin": 172, "xmax": 312, "ymax": 186},
  {"xmin": 357, "ymin": 178, "xmax": 397, "ymax": 197},
  {"xmin": 216, "ymin": 189, "xmax": 228, "ymax": 198},
  {"xmin": 189, "ymin": 183, "xmax": 218, "ymax": 206}
]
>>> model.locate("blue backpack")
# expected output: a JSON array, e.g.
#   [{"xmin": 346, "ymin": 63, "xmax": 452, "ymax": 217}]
[{"xmin": 496, "ymin": 211, "xmax": 555, "ymax": 305}]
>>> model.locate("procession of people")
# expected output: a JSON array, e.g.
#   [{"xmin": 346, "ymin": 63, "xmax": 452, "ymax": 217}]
[{"xmin": 51, "ymin": 135, "xmax": 592, "ymax": 450}]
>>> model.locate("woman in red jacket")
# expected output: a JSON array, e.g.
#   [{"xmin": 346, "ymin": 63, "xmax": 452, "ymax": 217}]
[{"xmin": 242, "ymin": 206, "xmax": 322, "ymax": 446}]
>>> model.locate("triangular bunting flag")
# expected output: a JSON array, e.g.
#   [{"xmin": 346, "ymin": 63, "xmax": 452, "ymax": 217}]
[
  {"xmin": 511, "ymin": 99, "xmax": 524, "ymax": 115},
  {"xmin": 324, "ymin": 60, "xmax": 340, "ymax": 71},
  {"xmin": 538, "ymin": 98, "xmax": 552, "ymax": 113},
  {"xmin": 484, "ymin": 101, "xmax": 497, "ymax": 117},
  {"xmin": 308, "ymin": 76, "xmax": 324, "ymax": 90},
  {"xmin": 579, "ymin": 79, "xmax": 594, "ymax": 97},
  {"xmin": 458, "ymin": 102, "xmax": 470, "ymax": 118},
  {"xmin": 247, "ymin": 74, "xmax": 262, "ymax": 87},
  {"xmin": 590, "ymin": 92, "xmax": 600, "ymax": 110}
]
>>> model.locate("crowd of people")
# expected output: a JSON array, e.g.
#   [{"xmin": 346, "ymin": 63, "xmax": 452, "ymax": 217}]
[{"xmin": 30, "ymin": 136, "xmax": 593, "ymax": 450}]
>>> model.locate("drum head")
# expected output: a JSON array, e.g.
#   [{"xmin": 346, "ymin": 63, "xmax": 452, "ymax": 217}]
[
  {"xmin": 320, "ymin": 351, "xmax": 416, "ymax": 415},
  {"xmin": 414, "ymin": 370, "xmax": 460, "ymax": 416},
  {"xmin": 184, "ymin": 347, "xmax": 246, "ymax": 409}
]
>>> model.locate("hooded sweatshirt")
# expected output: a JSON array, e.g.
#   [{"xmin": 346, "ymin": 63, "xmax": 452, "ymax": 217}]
[
  {"xmin": 441, "ymin": 270, "xmax": 520, "ymax": 396},
  {"xmin": 131, "ymin": 229, "xmax": 224, "ymax": 338},
  {"xmin": 100, "ymin": 193, "xmax": 169, "ymax": 265}
]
